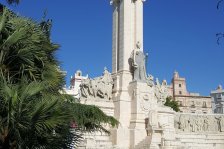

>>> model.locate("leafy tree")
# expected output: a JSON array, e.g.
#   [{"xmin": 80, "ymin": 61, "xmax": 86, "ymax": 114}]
[
  {"xmin": 164, "ymin": 96, "xmax": 180, "ymax": 112},
  {"xmin": 0, "ymin": 5, "xmax": 118, "ymax": 149}
]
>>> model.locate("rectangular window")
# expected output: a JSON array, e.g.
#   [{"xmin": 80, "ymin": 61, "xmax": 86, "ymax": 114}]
[
  {"xmin": 179, "ymin": 84, "xmax": 181, "ymax": 87},
  {"xmin": 179, "ymin": 91, "xmax": 182, "ymax": 95}
]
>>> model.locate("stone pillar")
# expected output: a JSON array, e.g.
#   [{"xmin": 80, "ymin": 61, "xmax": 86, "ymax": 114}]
[
  {"xmin": 129, "ymin": 81, "xmax": 154, "ymax": 148},
  {"xmin": 111, "ymin": 71, "xmax": 132, "ymax": 148},
  {"xmin": 134, "ymin": 0, "xmax": 144, "ymax": 51},
  {"xmin": 110, "ymin": 0, "xmax": 146, "ymax": 148},
  {"xmin": 111, "ymin": 0, "xmax": 145, "ymax": 73},
  {"xmin": 112, "ymin": 2, "xmax": 119, "ymax": 73}
]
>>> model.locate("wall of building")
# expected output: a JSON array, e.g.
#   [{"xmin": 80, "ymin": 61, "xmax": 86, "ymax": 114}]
[
  {"xmin": 175, "ymin": 96, "xmax": 212, "ymax": 114},
  {"xmin": 65, "ymin": 70, "xmax": 88, "ymax": 99},
  {"xmin": 211, "ymin": 85, "xmax": 224, "ymax": 114},
  {"xmin": 169, "ymin": 71, "xmax": 212, "ymax": 114}
]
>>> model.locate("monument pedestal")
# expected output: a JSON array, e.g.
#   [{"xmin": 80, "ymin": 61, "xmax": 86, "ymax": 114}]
[
  {"xmin": 129, "ymin": 81, "xmax": 155, "ymax": 148},
  {"xmin": 148, "ymin": 107, "xmax": 177, "ymax": 149},
  {"xmin": 112, "ymin": 71, "xmax": 132, "ymax": 148}
]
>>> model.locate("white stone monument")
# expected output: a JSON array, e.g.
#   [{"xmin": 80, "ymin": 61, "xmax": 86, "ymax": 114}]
[
  {"xmin": 110, "ymin": 0, "xmax": 148, "ymax": 148},
  {"xmin": 74, "ymin": 0, "xmax": 224, "ymax": 148}
]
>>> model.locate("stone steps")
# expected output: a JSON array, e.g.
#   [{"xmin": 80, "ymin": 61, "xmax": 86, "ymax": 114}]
[
  {"xmin": 77, "ymin": 132, "xmax": 113, "ymax": 149},
  {"xmin": 176, "ymin": 133, "xmax": 224, "ymax": 149},
  {"xmin": 134, "ymin": 136, "xmax": 152, "ymax": 149}
]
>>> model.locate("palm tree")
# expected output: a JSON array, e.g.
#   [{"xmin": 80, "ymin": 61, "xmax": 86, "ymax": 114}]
[
  {"xmin": 0, "ymin": 5, "xmax": 118, "ymax": 148},
  {"xmin": 0, "ymin": 6, "xmax": 65, "ymax": 91},
  {"xmin": 0, "ymin": 79, "xmax": 72, "ymax": 148}
]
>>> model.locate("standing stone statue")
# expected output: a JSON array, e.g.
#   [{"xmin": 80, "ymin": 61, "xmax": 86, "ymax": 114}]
[
  {"xmin": 129, "ymin": 41, "xmax": 148, "ymax": 82},
  {"xmin": 154, "ymin": 78, "xmax": 169, "ymax": 106}
]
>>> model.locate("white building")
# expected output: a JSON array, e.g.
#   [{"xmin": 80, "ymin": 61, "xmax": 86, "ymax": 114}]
[
  {"xmin": 211, "ymin": 85, "xmax": 224, "ymax": 113},
  {"xmin": 65, "ymin": 70, "xmax": 88, "ymax": 99}
]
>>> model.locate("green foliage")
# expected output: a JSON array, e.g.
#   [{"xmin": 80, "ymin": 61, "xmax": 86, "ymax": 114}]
[
  {"xmin": 69, "ymin": 103, "xmax": 119, "ymax": 134},
  {"xmin": 0, "ymin": 5, "xmax": 118, "ymax": 148},
  {"xmin": 0, "ymin": 79, "xmax": 72, "ymax": 148},
  {"xmin": 0, "ymin": 7, "xmax": 64, "ymax": 91},
  {"xmin": 164, "ymin": 96, "xmax": 180, "ymax": 112}
]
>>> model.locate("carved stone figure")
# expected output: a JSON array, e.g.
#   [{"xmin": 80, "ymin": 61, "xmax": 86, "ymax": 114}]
[
  {"xmin": 129, "ymin": 42, "xmax": 148, "ymax": 82},
  {"xmin": 174, "ymin": 114, "xmax": 180, "ymax": 129},
  {"xmin": 146, "ymin": 74, "xmax": 154, "ymax": 87},
  {"xmin": 207, "ymin": 116, "xmax": 215, "ymax": 131},
  {"xmin": 80, "ymin": 78, "xmax": 95, "ymax": 98},
  {"xmin": 213, "ymin": 117, "xmax": 219, "ymax": 131},
  {"xmin": 203, "ymin": 116, "xmax": 209, "ymax": 131},
  {"xmin": 220, "ymin": 116, "xmax": 224, "ymax": 132},
  {"xmin": 154, "ymin": 78, "xmax": 169, "ymax": 106},
  {"xmin": 140, "ymin": 94, "xmax": 152, "ymax": 112},
  {"xmin": 179, "ymin": 115, "xmax": 190, "ymax": 132},
  {"xmin": 80, "ymin": 68, "xmax": 113, "ymax": 100},
  {"xmin": 198, "ymin": 116, "xmax": 204, "ymax": 132}
]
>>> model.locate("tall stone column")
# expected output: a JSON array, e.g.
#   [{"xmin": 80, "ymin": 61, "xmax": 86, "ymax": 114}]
[
  {"xmin": 110, "ymin": 0, "xmax": 146, "ymax": 148},
  {"xmin": 134, "ymin": 0, "xmax": 144, "ymax": 52},
  {"xmin": 111, "ymin": 0, "xmax": 144, "ymax": 74}
]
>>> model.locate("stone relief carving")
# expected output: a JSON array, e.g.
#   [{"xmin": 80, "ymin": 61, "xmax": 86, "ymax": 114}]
[
  {"xmin": 140, "ymin": 94, "xmax": 152, "ymax": 112},
  {"xmin": 80, "ymin": 68, "xmax": 113, "ymax": 100},
  {"xmin": 175, "ymin": 114, "xmax": 224, "ymax": 133},
  {"xmin": 154, "ymin": 78, "xmax": 169, "ymax": 106}
]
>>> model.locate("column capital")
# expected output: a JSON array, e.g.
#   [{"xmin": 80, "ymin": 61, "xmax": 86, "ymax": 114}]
[{"xmin": 110, "ymin": 0, "xmax": 120, "ymax": 6}]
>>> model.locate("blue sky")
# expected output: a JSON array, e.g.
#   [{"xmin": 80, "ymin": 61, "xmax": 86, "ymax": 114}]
[{"xmin": 1, "ymin": 0, "xmax": 224, "ymax": 95}]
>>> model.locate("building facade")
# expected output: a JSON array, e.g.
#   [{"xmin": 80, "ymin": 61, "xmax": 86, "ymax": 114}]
[
  {"xmin": 211, "ymin": 85, "xmax": 224, "ymax": 114},
  {"xmin": 168, "ymin": 71, "xmax": 212, "ymax": 114},
  {"xmin": 65, "ymin": 70, "xmax": 88, "ymax": 98}
]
